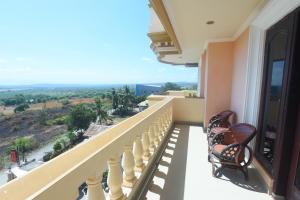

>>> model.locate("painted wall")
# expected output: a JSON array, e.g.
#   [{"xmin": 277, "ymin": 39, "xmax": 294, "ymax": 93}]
[
  {"xmin": 204, "ymin": 42, "xmax": 234, "ymax": 127},
  {"xmin": 230, "ymin": 29, "xmax": 250, "ymax": 123},
  {"xmin": 173, "ymin": 97, "xmax": 205, "ymax": 124},
  {"xmin": 199, "ymin": 52, "xmax": 206, "ymax": 98}
]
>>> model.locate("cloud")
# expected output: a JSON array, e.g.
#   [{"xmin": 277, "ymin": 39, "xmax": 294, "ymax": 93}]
[{"xmin": 141, "ymin": 56, "xmax": 154, "ymax": 63}]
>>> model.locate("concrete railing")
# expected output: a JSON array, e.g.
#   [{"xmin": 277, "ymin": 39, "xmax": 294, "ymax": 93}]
[{"xmin": 0, "ymin": 97, "xmax": 175, "ymax": 200}]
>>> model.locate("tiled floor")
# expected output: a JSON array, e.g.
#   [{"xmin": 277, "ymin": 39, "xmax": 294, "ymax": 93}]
[{"xmin": 145, "ymin": 124, "xmax": 272, "ymax": 200}]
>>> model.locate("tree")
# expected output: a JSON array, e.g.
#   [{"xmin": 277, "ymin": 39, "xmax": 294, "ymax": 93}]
[
  {"xmin": 95, "ymin": 98, "xmax": 109, "ymax": 124},
  {"xmin": 15, "ymin": 94, "xmax": 26, "ymax": 105},
  {"xmin": 53, "ymin": 141, "xmax": 62, "ymax": 153},
  {"xmin": 67, "ymin": 131, "xmax": 77, "ymax": 145},
  {"xmin": 14, "ymin": 137, "xmax": 34, "ymax": 162},
  {"xmin": 162, "ymin": 82, "xmax": 181, "ymax": 92},
  {"xmin": 69, "ymin": 104, "xmax": 97, "ymax": 131},
  {"xmin": 14, "ymin": 103, "xmax": 30, "ymax": 113},
  {"xmin": 111, "ymin": 88, "xmax": 119, "ymax": 109}
]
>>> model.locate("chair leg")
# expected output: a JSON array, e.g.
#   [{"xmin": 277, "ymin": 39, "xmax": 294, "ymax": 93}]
[
  {"xmin": 240, "ymin": 167, "xmax": 248, "ymax": 180},
  {"xmin": 212, "ymin": 163, "xmax": 216, "ymax": 177}
]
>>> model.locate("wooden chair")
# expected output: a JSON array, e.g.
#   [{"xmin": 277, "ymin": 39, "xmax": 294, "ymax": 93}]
[
  {"xmin": 209, "ymin": 123, "xmax": 256, "ymax": 180},
  {"xmin": 207, "ymin": 110, "xmax": 235, "ymax": 141}
]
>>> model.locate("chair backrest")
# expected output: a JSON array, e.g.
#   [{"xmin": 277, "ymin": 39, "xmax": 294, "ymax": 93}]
[
  {"xmin": 217, "ymin": 110, "xmax": 235, "ymax": 120},
  {"xmin": 228, "ymin": 123, "xmax": 256, "ymax": 146}
]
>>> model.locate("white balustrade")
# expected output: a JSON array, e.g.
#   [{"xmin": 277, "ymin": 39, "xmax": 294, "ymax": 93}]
[
  {"xmin": 108, "ymin": 156, "xmax": 124, "ymax": 200},
  {"xmin": 134, "ymin": 134, "xmax": 145, "ymax": 172},
  {"xmin": 86, "ymin": 177, "xmax": 105, "ymax": 200},
  {"xmin": 122, "ymin": 144, "xmax": 137, "ymax": 188},
  {"xmin": 142, "ymin": 128, "xmax": 151, "ymax": 161}
]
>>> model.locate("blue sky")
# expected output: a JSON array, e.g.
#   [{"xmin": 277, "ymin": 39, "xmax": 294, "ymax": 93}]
[{"xmin": 0, "ymin": 0, "xmax": 197, "ymax": 85}]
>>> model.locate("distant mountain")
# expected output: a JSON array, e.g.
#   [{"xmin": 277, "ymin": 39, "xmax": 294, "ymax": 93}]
[{"xmin": 0, "ymin": 82, "xmax": 197, "ymax": 91}]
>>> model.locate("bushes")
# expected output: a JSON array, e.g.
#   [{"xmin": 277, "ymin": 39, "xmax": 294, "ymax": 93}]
[
  {"xmin": 47, "ymin": 115, "xmax": 68, "ymax": 126},
  {"xmin": 43, "ymin": 131, "xmax": 82, "ymax": 162},
  {"xmin": 14, "ymin": 137, "xmax": 35, "ymax": 152},
  {"xmin": 14, "ymin": 103, "xmax": 30, "ymax": 113},
  {"xmin": 43, "ymin": 152, "xmax": 53, "ymax": 162},
  {"xmin": 53, "ymin": 141, "xmax": 62, "ymax": 153},
  {"xmin": 61, "ymin": 99, "xmax": 70, "ymax": 106}
]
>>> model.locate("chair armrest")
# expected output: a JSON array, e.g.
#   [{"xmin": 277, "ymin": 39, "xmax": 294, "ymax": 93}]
[
  {"xmin": 210, "ymin": 129, "xmax": 231, "ymax": 146},
  {"xmin": 220, "ymin": 143, "xmax": 242, "ymax": 162},
  {"xmin": 207, "ymin": 118, "xmax": 221, "ymax": 133}
]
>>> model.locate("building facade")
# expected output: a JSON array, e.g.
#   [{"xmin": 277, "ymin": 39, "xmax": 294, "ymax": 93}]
[{"xmin": 148, "ymin": 0, "xmax": 300, "ymax": 199}]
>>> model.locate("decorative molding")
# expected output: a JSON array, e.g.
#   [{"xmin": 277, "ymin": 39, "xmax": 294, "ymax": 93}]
[
  {"xmin": 252, "ymin": 0, "xmax": 300, "ymax": 30},
  {"xmin": 150, "ymin": 0, "xmax": 182, "ymax": 54},
  {"xmin": 147, "ymin": 32, "xmax": 171, "ymax": 43}
]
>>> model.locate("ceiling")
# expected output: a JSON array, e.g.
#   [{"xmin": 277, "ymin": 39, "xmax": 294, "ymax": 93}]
[{"xmin": 153, "ymin": 0, "xmax": 265, "ymax": 64}]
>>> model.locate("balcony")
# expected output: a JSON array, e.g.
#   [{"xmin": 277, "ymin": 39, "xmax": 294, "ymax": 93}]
[
  {"xmin": 0, "ymin": 97, "xmax": 203, "ymax": 200},
  {"xmin": 145, "ymin": 124, "xmax": 271, "ymax": 200},
  {"xmin": 0, "ymin": 95, "xmax": 272, "ymax": 200}
]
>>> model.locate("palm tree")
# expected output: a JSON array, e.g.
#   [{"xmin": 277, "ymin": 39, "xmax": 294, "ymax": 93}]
[
  {"xmin": 111, "ymin": 88, "xmax": 119, "ymax": 110},
  {"xmin": 95, "ymin": 98, "xmax": 109, "ymax": 124},
  {"xmin": 123, "ymin": 85, "xmax": 132, "ymax": 111}
]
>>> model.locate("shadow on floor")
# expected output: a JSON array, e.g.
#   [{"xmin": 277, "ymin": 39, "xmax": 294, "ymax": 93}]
[
  {"xmin": 147, "ymin": 126, "xmax": 190, "ymax": 200},
  {"xmin": 216, "ymin": 167, "xmax": 268, "ymax": 193}
]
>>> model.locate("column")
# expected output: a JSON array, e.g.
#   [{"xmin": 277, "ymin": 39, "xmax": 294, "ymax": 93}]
[
  {"xmin": 134, "ymin": 134, "xmax": 145, "ymax": 172},
  {"xmin": 86, "ymin": 177, "xmax": 105, "ymax": 200},
  {"xmin": 148, "ymin": 126, "xmax": 156, "ymax": 153},
  {"xmin": 107, "ymin": 156, "xmax": 124, "ymax": 200},
  {"xmin": 122, "ymin": 144, "xmax": 137, "ymax": 188},
  {"xmin": 142, "ymin": 128, "xmax": 151, "ymax": 161}
]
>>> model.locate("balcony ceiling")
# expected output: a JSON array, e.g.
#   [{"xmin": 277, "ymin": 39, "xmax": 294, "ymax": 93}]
[{"xmin": 150, "ymin": 0, "xmax": 265, "ymax": 64}]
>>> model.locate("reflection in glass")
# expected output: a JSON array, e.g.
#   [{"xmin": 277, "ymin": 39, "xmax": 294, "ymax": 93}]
[
  {"xmin": 262, "ymin": 60, "xmax": 285, "ymax": 165},
  {"xmin": 295, "ymin": 153, "xmax": 300, "ymax": 190}
]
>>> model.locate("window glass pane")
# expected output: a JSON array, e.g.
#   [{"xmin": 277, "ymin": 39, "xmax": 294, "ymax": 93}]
[
  {"xmin": 260, "ymin": 32, "xmax": 287, "ymax": 166},
  {"xmin": 295, "ymin": 153, "xmax": 300, "ymax": 190}
]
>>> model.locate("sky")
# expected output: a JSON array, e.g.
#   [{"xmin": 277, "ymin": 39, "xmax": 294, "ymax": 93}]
[{"xmin": 0, "ymin": 0, "xmax": 198, "ymax": 85}]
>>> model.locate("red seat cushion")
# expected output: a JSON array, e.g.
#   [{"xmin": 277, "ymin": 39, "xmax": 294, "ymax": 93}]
[{"xmin": 212, "ymin": 144, "xmax": 227, "ymax": 156}]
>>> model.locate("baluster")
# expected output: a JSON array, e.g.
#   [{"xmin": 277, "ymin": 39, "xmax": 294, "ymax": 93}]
[
  {"xmin": 163, "ymin": 113, "xmax": 168, "ymax": 133},
  {"xmin": 122, "ymin": 144, "xmax": 137, "ymax": 188},
  {"xmin": 158, "ymin": 118, "xmax": 164, "ymax": 141},
  {"xmin": 134, "ymin": 134, "xmax": 145, "ymax": 172},
  {"xmin": 107, "ymin": 156, "xmax": 124, "ymax": 200},
  {"xmin": 153, "ymin": 123, "xmax": 160, "ymax": 147},
  {"xmin": 86, "ymin": 176, "xmax": 105, "ymax": 200},
  {"xmin": 148, "ymin": 125, "xmax": 156, "ymax": 153},
  {"xmin": 142, "ymin": 128, "xmax": 151, "ymax": 161}
]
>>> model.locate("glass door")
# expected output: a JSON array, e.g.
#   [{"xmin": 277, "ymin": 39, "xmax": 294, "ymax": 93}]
[{"xmin": 256, "ymin": 16, "xmax": 290, "ymax": 173}]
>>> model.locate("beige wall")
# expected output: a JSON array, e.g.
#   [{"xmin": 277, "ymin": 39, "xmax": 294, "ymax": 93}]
[
  {"xmin": 230, "ymin": 28, "xmax": 250, "ymax": 123},
  {"xmin": 204, "ymin": 42, "xmax": 234, "ymax": 127},
  {"xmin": 173, "ymin": 97, "xmax": 205, "ymax": 124},
  {"xmin": 199, "ymin": 52, "xmax": 206, "ymax": 98}
]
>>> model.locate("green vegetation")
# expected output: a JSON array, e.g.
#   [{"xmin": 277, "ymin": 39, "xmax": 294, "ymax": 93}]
[
  {"xmin": 111, "ymin": 86, "xmax": 146, "ymax": 116},
  {"xmin": 14, "ymin": 137, "xmax": 35, "ymax": 152},
  {"xmin": 53, "ymin": 141, "xmax": 62, "ymax": 153},
  {"xmin": 162, "ymin": 82, "xmax": 182, "ymax": 91},
  {"xmin": 68, "ymin": 104, "xmax": 97, "ymax": 131},
  {"xmin": 95, "ymin": 98, "xmax": 110, "ymax": 124},
  {"xmin": 47, "ymin": 115, "xmax": 69, "ymax": 126},
  {"xmin": 12, "ymin": 137, "xmax": 36, "ymax": 162},
  {"xmin": 14, "ymin": 103, "xmax": 30, "ymax": 113}
]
